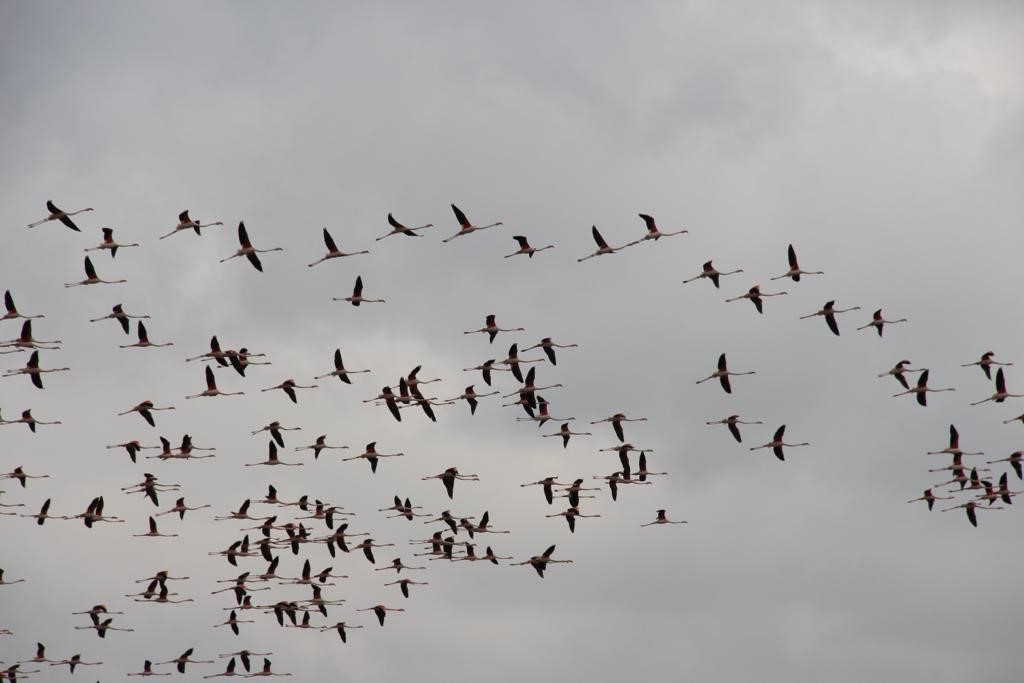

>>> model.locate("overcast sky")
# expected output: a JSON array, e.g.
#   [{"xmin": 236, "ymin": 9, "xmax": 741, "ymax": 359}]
[{"xmin": 1, "ymin": 2, "xmax": 1023, "ymax": 681}]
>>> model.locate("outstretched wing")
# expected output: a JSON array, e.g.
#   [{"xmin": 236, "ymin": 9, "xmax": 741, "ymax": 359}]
[
  {"xmin": 451, "ymin": 204, "xmax": 469, "ymax": 228},
  {"xmin": 322, "ymin": 228, "xmax": 338, "ymax": 253}
]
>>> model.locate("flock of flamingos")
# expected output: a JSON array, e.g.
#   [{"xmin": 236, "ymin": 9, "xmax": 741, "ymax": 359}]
[{"xmin": 0, "ymin": 200, "xmax": 1021, "ymax": 679}]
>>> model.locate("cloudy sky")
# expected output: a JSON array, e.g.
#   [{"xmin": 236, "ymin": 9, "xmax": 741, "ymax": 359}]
[{"xmin": 1, "ymin": 2, "xmax": 1023, "ymax": 681}]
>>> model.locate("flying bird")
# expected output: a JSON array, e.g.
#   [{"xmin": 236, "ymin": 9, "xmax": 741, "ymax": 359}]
[
  {"xmin": 770, "ymin": 244, "xmax": 823, "ymax": 282},
  {"xmin": 64, "ymin": 256, "xmax": 127, "ymax": 287},
  {"xmin": 442, "ymin": 204, "xmax": 503, "ymax": 242},
  {"xmin": 505, "ymin": 235, "xmax": 554, "ymax": 258},
  {"xmin": 307, "ymin": 227, "xmax": 369, "ymax": 267},
  {"xmin": 26, "ymin": 200, "xmax": 93, "ymax": 231},
  {"xmin": 333, "ymin": 276, "xmax": 385, "ymax": 305},
  {"xmin": 220, "ymin": 222, "xmax": 283, "ymax": 272},
  {"xmin": 376, "ymin": 213, "xmax": 434, "ymax": 240}
]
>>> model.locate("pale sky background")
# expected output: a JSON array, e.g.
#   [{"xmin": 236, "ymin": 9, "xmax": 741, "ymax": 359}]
[{"xmin": 1, "ymin": 2, "xmax": 1023, "ymax": 681}]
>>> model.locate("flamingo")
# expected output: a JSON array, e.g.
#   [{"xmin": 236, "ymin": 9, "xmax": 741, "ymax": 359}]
[
  {"xmin": 971, "ymin": 367, "xmax": 1024, "ymax": 405},
  {"xmin": 800, "ymin": 300, "xmax": 860, "ymax": 336},
  {"xmin": 878, "ymin": 360, "xmax": 924, "ymax": 390},
  {"xmin": 20, "ymin": 499, "xmax": 62, "ymax": 526},
  {"xmin": 245, "ymin": 442, "xmax": 303, "ymax": 467},
  {"xmin": 156, "ymin": 497, "xmax": 211, "ymax": 520},
  {"xmin": 214, "ymin": 499, "xmax": 273, "ymax": 523},
  {"xmin": 128, "ymin": 660, "xmax": 171, "ymax": 677},
  {"xmin": 186, "ymin": 335, "xmax": 233, "ymax": 365},
  {"xmin": 2, "ymin": 290, "xmax": 44, "ymax": 321},
  {"xmin": 245, "ymin": 658, "xmax": 292, "ymax": 677},
  {"xmin": 159, "ymin": 210, "xmax": 223, "ymax": 239},
  {"xmin": 17, "ymin": 642, "xmax": 57, "ymax": 664},
  {"xmin": 962, "ymin": 351, "xmax": 1013, "ymax": 380},
  {"xmin": 906, "ymin": 489, "xmax": 955, "ymax": 510},
  {"xmin": 376, "ymin": 212, "xmax": 434, "ymax": 240},
  {"xmin": 120, "ymin": 321, "xmax": 173, "ymax": 349},
  {"xmin": 48, "ymin": 654, "xmax": 103, "ymax": 673},
  {"xmin": 133, "ymin": 516, "xmax": 179, "ymax": 538},
  {"xmin": 771, "ymin": 244, "xmax": 823, "ymax": 281},
  {"xmin": 155, "ymin": 649, "xmax": 214, "ymax": 674},
  {"xmin": 463, "ymin": 358, "xmax": 512, "ymax": 386},
  {"xmin": 295, "ymin": 435, "xmax": 348, "ymax": 460},
  {"xmin": 220, "ymin": 222, "xmax": 283, "ymax": 272},
  {"xmin": 318, "ymin": 622, "xmax": 364, "ymax": 642},
  {"xmin": 379, "ymin": 496, "xmax": 428, "ymax": 520},
  {"xmin": 857, "ymin": 309, "xmax": 908, "ymax": 337},
  {"xmin": 641, "ymin": 509, "xmax": 687, "ymax": 526},
  {"xmin": 520, "ymin": 479, "xmax": 569, "ymax": 505},
  {"xmin": 357, "ymin": 605, "xmax": 405, "ymax": 626},
  {"xmin": 342, "ymin": 442, "xmax": 404, "ymax": 473},
  {"xmin": 683, "ymin": 260, "xmax": 743, "ymax": 288},
  {"xmin": 543, "ymin": 422, "xmax": 592, "ymax": 448},
  {"xmin": 996, "ymin": 472, "xmax": 1023, "ymax": 504},
  {"xmin": 696, "ymin": 353, "xmax": 755, "ymax": 394},
  {"xmin": 364, "ymin": 386, "xmax": 402, "ymax": 422},
  {"xmin": 90, "ymin": 303, "xmax": 149, "ymax": 335},
  {"xmin": 0, "ymin": 568, "xmax": 26, "ymax": 585},
  {"xmin": 75, "ymin": 618, "xmax": 134, "ymax": 638},
  {"xmin": 352, "ymin": 538, "xmax": 396, "ymax": 565},
  {"xmin": 385, "ymin": 578, "xmax": 430, "ymax": 598},
  {"xmin": 503, "ymin": 366, "xmax": 563, "ymax": 403},
  {"xmin": 590, "ymin": 413, "xmax": 648, "ymax": 442},
  {"xmin": 118, "ymin": 400, "xmax": 175, "ymax": 427},
  {"xmin": 374, "ymin": 557, "xmax": 427, "ymax": 574},
  {"xmin": 261, "ymin": 379, "xmax": 318, "ymax": 404},
  {"xmin": 940, "ymin": 500, "xmax": 1003, "ymax": 527},
  {"xmin": 925, "ymin": 454, "xmax": 981, "ymax": 479},
  {"xmin": 522, "ymin": 337, "xmax": 578, "ymax": 366},
  {"xmin": 986, "ymin": 451, "xmax": 1022, "ymax": 480},
  {"xmin": 577, "ymin": 225, "xmax": 629, "ymax": 262},
  {"xmin": 635, "ymin": 452, "xmax": 667, "ymax": 482},
  {"xmin": 122, "ymin": 474, "xmax": 180, "ymax": 506},
  {"xmin": 251, "ymin": 421, "xmax": 301, "ymax": 448},
  {"xmin": 85, "ymin": 227, "xmax": 139, "ymax": 258},
  {"xmin": 496, "ymin": 343, "xmax": 544, "ymax": 382},
  {"xmin": 442, "ymin": 204, "xmax": 502, "ymax": 242},
  {"xmin": 559, "ymin": 478, "xmax": 600, "ymax": 507},
  {"xmin": 222, "ymin": 347, "xmax": 272, "ymax": 376},
  {"xmin": 465, "ymin": 314, "xmax": 524, "ymax": 344},
  {"xmin": 514, "ymin": 545, "xmax": 573, "ymax": 578},
  {"xmin": 594, "ymin": 471, "xmax": 652, "ymax": 501},
  {"xmin": 2, "ymin": 351, "xmax": 69, "ymax": 389},
  {"xmin": 186, "ymin": 365, "xmax": 244, "ymax": 399},
  {"xmin": 64, "ymin": 256, "xmax": 127, "ymax": 287},
  {"xmin": 706, "ymin": 415, "xmax": 763, "ymax": 443},
  {"xmin": 927, "ymin": 426, "xmax": 983, "ymax": 457},
  {"xmin": 505, "ymin": 235, "xmax": 554, "ymax": 258},
  {"xmin": 447, "ymin": 385, "xmax": 500, "ymax": 415},
  {"xmin": 67, "ymin": 496, "xmax": 125, "ymax": 527},
  {"xmin": 546, "ymin": 506, "xmax": 600, "ymax": 533},
  {"xmin": 333, "ymin": 275, "xmax": 385, "ymax": 305},
  {"xmin": 515, "ymin": 396, "xmax": 572, "ymax": 428},
  {"xmin": 634, "ymin": 213, "xmax": 688, "ymax": 242},
  {"xmin": 725, "ymin": 284, "xmax": 787, "ymax": 313},
  {"xmin": 0, "ymin": 320, "xmax": 61, "ymax": 351},
  {"xmin": 0, "ymin": 466, "xmax": 50, "ymax": 488},
  {"xmin": 750, "ymin": 425, "xmax": 810, "ymax": 461},
  {"xmin": 26, "ymin": 200, "xmax": 93, "ymax": 231},
  {"xmin": 0, "ymin": 409, "xmax": 61, "ymax": 432},
  {"xmin": 422, "ymin": 467, "xmax": 479, "ymax": 499},
  {"xmin": 307, "ymin": 227, "xmax": 369, "ymax": 267},
  {"xmin": 314, "ymin": 348, "xmax": 370, "ymax": 383},
  {"xmin": 892, "ymin": 369, "xmax": 955, "ymax": 406}
]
